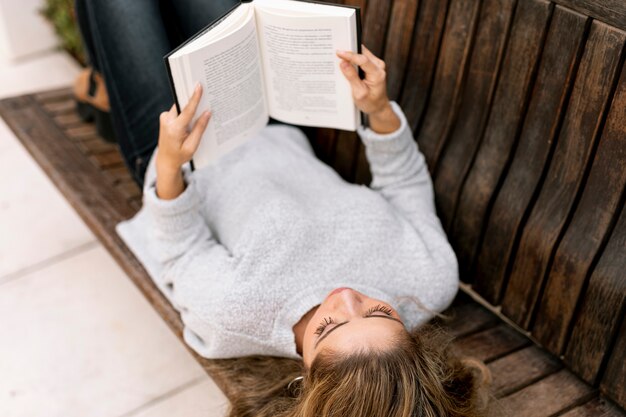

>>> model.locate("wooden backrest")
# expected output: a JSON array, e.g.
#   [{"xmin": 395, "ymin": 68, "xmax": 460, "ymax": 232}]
[{"xmin": 309, "ymin": 0, "xmax": 626, "ymax": 409}]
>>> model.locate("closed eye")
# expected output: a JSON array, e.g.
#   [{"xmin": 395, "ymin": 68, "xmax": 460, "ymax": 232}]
[{"xmin": 313, "ymin": 308, "xmax": 403, "ymax": 349}]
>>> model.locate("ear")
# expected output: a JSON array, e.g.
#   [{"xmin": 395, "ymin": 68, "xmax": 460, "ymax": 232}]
[
  {"xmin": 460, "ymin": 357, "xmax": 492, "ymax": 387},
  {"xmin": 460, "ymin": 357, "xmax": 493, "ymax": 411}
]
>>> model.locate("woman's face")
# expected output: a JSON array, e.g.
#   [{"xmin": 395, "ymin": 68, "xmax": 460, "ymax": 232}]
[{"xmin": 302, "ymin": 288, "xmax": 407, "ymax": 368}]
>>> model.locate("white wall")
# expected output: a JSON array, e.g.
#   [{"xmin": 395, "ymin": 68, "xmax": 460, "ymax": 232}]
[{"xmin": 0, "ymin": 0, "xmax": 58, "ymax": 62}]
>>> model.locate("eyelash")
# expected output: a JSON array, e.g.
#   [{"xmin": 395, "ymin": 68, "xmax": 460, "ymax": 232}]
[{"xmin": 313, "ymin": 304, "xmax": 394, "ymax": 337}]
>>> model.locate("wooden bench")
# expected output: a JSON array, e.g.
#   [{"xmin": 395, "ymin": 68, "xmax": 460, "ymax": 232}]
[{"xmin": 1, "ymin": 0, "xmax": 624, "ymax": 414}]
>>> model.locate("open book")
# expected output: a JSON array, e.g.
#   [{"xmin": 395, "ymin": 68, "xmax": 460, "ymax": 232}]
[{"xmin": 165, "ymin": 0, "xmax": 362, "ymax": 168}]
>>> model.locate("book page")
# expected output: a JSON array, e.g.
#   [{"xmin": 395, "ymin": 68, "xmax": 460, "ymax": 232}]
[
  {"xmin": 179, "ymin": 7, "xmax": 269, "ymax": 168},
  {"xmin": 253, "ymin": 5, "xmax": 358, "ymax": 131}
]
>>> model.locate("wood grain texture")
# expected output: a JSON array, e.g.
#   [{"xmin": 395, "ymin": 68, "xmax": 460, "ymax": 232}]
[
  {"xmin": 360, "ymin": 0, "xmax": 390, "ymax": 54},
  {"xmin": 452, "ymin": 323, "xmax": 531, "ymax": 363},
  {"xmin": 308, "ymin": 127, "xmax": 337, "ymax": 164},
  {"xmin": 352, "ymin": 140, "xmax": 372, "ymax": 185},
  {"xmin": 501, "ymin": 22, "xmax": 625, "ymax": 329},
  {"xmin": 564, "ymin": 204, "xmax": 626, "ymax": 385},
  {"xmin": 449, "ymin": 0, "xmax": 552, "ymax": 277},
  {"xmin": 432, "ymin": 0, "xmax": 516, "ymax": 230},
  {"xmin": 472, "ymin": 6, "xmax": 588, "ymax": 304},
  {"xmin": 601, "ymin": 315, "xmax": 626, "ymax": 410},
  {"xmin": 487, "ymin": 345, "xmax": 562, "ymax": 398},
  {"xmin": 533, "ymin": 61, "xmax": 626, "ymax": 357},
  {"xmin": 330, "ymin": 131, "xmax": 360, "ymax": 182},
  {"xmin": 561, "ymin": 397, "xmax": 626, "ymax": 417},
  {"xmin": 551, "ymin": 0, "xmax": 626, "ymax": 31},
  {"xmin": 399, "ymin": 0, "xmax": 449, "ymax": 133},
  {"xmin": 414, "ymin": 0, "xmax": 481, "ymax": 171},
  {"xmin": 438, "ymin": 302, "xmax": 501, "ymax": 338},
  {"xmin": 384, "ymin": 0, "xmax": 420, "ymax": 101},
  {"xmin": 498, "ymin": 369, "xmax": 596, "ymax": 417}
]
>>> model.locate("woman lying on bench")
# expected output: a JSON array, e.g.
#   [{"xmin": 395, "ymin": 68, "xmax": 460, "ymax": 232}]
[{"xmin": 77, "ymin": 1, "xmax": 491, "ymax": 416}]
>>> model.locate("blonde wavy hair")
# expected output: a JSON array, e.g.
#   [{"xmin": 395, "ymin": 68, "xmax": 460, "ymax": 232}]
[{"xmin": 218, "ymin": 323, "xmax": 492, "ymax": 417}]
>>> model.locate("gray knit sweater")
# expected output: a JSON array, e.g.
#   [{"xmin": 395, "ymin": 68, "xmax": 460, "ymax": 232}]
[{"xmin": 116, "ymin": 101, "xmax": 459, "ymax": 360}]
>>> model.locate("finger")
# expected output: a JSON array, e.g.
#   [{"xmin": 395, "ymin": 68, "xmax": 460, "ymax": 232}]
[
  {"xmin": 339, "ymin": 59, "xmax": 369, "ymax": 100},
  {"xmin": 361, "ymin": 45, "xmax": 385, "ymax": 69},
  {"xmin": 183, "ymin": 110, "xmax": 211, "ymax": 154},
  {"xmin": 336, "ymin": 49, "xmax": 380, "ymax": 77},
  {"xmin": 179, "ymin": 83, "xmax": 203, "ymax": 125}
]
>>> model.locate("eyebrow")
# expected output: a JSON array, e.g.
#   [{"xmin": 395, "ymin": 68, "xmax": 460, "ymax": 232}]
[{"xmin": 314, "ymin": 315, "xmax": 404, "ymax": 349}]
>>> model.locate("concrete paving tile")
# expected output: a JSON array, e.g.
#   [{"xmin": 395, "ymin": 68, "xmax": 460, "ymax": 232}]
[
  {"xmin": 0, "ymin": 50, "xmax": 79, "ymax": 99},
  {"xmin": 0, "ymin": 245, "xmax": 210, "ymax": 417},
  {"xmin": 125, "ymin": 379, "xmax": 229, "ymax": 417},
  {"xmin": 0, "ymin": 117, "xmax": 95, "ymax": 281}
]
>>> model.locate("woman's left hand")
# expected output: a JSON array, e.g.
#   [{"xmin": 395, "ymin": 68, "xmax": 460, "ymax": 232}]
[{"xmin": 336, "ymin": 45, "xmax": 400, "ymax": 134}]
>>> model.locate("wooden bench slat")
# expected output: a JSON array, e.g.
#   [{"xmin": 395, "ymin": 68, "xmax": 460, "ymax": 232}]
[
  {"xmin": 564, "ymin": 203, "xmax": 626, "ymax": 385},
  {"xmin": 533, "ymin": 61, "xmax": 626, "ymax": 356},
  {"xmin": 473, "ymin": 5, "xmax": 588, "ymax": 304},
  {"xmin": 41, "ymin": 98, "xmax": 76, "ymax": 115},
  {"xmin": 116, "ymin": 179, "xmax": 142, "ymax": 200},
  {"xmin": 330, "ymin": 131, "xmax": 360, "ymax": 182},
  {"xmin": 439, "ymin": 301, "xmax": 501, "ymax": 338},
  {"xmin": 88, "ymin": 150, "xmax": 125, "ymax": 169},
  {"xmin": 75, "ymin": 137, "xmax": 118, "ymax": 155},
  {"xmin": 449, "ymin": 0, "xmax": 553, "ymax": 278},
  {"xmin": 399, "ymin": 0, "xmax": 449, "ymax": 133},
  {"xmin": 34, "ymin": 88, "xmax": 76, "ymax": 103},
  {"xmin": 552, "ymin": 0, "xmax": 626, "ymax": 31},
  {"xmin": 360, "ymin": 0, "xmax": 390, "ymax": 56},
  {"xmin": 452, "ymin": 323, "xmax": 531, "ymax": 363},
  {"xmin": 53, "ymin": 112, "xmax": 84, "ymax": 128},
  {"xmin": 498, "ymin": 369, "xmax": 596, "ymax": 417},
  {"xmin": 309, "ymin": 127, "xmax": 337, "ymax": 164},
  {"xmin": 64, "ymin": 124, "xmax": 99, "ymax": 141},
  {"xmin": 415, "ymin": 0, "xmax": 481, "ymax": 170},
  {"xmin": 487, "ymin": 345, "xmax": 563, "ymax": 398},
  {"xmin": 501, "ymin": 21, "xmax": 625, "ymax": 328},
  {"xmin": 384, "ymin": 0, "xmax": 420, "ymax": 101},
  {"xmin": 432, "ymin": 0, "xmax": 516, "ymax": 231},
  {"xmin": 600, "ymin": 314, "xmax": 626, "ymax": 410},
  {"xmin": 561, "ymin": 397, "xmax": 626, "ymax": 417}
]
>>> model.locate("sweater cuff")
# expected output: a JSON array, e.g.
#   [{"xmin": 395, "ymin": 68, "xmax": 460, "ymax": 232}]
[
  {"xmin": 143, "ymin": 175, "xmax": 201, "ymax": 234},
  {"xmin": 357, "ymin": 101, "xmax": 411, "ymax": 153}
]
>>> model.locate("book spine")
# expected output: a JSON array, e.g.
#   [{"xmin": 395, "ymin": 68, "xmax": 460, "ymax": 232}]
[
  {"xmin": 163, "ymin": 2, "xmax": 243, "ymax": 114},
  {"xmin": 163, "ymin": 59, "xmax": 181, "ymax": 115}
]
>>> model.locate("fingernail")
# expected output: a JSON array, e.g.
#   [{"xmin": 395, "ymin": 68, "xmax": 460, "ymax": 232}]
[
  {"xmin": 336, "ymin": 49, "xmax": 348, "ymax": 55},
  {"xmin": 195, "ymin": 82, "xmax": 202, "ymax": 92}
]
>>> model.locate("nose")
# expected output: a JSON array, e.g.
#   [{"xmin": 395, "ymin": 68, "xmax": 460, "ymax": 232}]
[{"xmin": 333, "ymin": 288, "xmax": 363, "ymax": 315}]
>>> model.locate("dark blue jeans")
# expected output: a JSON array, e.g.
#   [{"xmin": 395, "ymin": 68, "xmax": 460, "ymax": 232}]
[{"xmin": 75, "ymin": 0, "xmax": 239, "ymax": 186}]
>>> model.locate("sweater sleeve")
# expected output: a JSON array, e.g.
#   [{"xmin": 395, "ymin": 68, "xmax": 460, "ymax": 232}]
[
  {"xmin": 142, "ymin": 171, "xmax": 236, "ymax": 312},
  {"xmin": 357, "ymin": 101, "xmax": 459, "ymax": 315},
  {"xmin": 357, "ymin": 101, "xmax": 440, "ymax": 232}
]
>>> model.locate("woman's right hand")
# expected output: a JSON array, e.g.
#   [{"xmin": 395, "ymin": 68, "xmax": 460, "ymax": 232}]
[
  {"xmin": 155, "ymin": 83, "xmax": 211, "ymax": 200},
  {"xmin": 156, "ymin": 83, "xmax": 212, "ymax": 172},
  {"xmin": 336, "ymin": 45, "xmax": 400, "ymax": 134}
]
